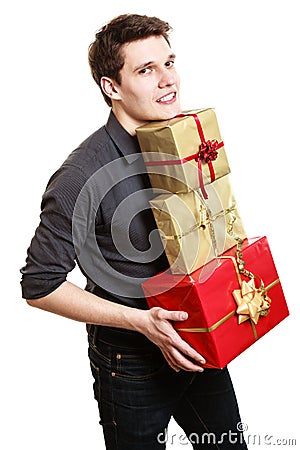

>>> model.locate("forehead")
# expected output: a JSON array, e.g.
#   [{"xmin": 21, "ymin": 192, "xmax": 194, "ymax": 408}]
[{"xmin": 121, "ymin": 35, "xmax": 172, "ymax": 68}]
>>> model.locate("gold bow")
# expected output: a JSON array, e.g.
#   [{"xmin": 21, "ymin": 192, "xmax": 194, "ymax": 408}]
[{"xmin": 232, "ymin": 278, "xmax": 271, "ymax": 325}]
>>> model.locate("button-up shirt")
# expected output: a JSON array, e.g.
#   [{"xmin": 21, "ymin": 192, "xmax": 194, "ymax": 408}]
[{"xmin": 20, "ymin": 111, "xmax": 169, "ymax": 309}]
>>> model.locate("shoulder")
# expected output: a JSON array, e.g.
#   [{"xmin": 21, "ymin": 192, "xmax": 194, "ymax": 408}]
[
  {"xmin": 41, "ymin": 124, "xmax": 114, "ymax": 210},
  {"xmin": 63, "ymin": 124, "xmax": 112, "ymax": 176},
  {"xmin": 46, "ymin": 123, "xmax": 113, "ymax": 187}
]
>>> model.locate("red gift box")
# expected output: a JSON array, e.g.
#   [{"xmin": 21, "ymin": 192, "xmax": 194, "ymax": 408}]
[{"xmin": 142, "ymin": 236, "xmax": 289, "ymax": 369}]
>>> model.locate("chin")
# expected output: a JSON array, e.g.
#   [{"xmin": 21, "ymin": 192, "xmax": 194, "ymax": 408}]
[{"xmin": 153, "ymin": 106, "xmax": 182, "ymax": 121}]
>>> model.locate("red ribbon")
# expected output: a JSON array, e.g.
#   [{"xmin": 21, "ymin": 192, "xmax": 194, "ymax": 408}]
[{"xmin": 145, "ymin": 113, "xmax": 223, "ymax": 199}]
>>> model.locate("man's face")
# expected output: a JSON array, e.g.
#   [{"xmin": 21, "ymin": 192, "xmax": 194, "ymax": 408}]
[{"xmin": 110, "ymin": 35, "xmax": 181, "ymax": 132}]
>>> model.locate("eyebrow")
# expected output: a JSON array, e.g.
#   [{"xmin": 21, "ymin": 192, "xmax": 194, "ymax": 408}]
[{"xmin": 133, "ymin": 53, "xmax": 176, "ymax": 72}]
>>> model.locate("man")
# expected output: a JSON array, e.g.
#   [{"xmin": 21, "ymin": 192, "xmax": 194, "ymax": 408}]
[{"xmin": 21, "ymin": 14, "xmax": 247, "ymax": 449}]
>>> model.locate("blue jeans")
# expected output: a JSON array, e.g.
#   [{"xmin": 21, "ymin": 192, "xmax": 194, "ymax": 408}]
[{"xmin": 87, "ymin": 325, "xmax": 247, "ymax": 449}]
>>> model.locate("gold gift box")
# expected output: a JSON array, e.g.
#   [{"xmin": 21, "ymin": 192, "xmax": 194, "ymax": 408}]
[
  {"xmin": 150, "ymin": 175, "xmax": 247, "ymax": 274},
  {"xmin": 136, "ymin": 108, "xmax": 230, "ymax": 194}
]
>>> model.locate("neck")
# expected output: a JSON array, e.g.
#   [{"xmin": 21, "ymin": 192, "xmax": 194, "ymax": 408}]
[{"xmin": 111, "ymin": 106, "xmax": 147, "ymax": 136}]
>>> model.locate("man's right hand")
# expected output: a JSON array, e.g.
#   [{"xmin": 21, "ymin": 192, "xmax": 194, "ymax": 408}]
[{"xmin": 136, "ymin": 307, "xmax": 206, "ymax": 372}]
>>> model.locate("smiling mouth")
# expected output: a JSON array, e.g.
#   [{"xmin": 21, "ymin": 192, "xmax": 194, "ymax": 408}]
[{"xmin": 156, "ymin": 92, "xmax": 176, "ymax": 103}]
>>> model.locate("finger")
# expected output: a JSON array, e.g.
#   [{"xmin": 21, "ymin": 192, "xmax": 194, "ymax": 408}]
[
  {"xmin": 150, "ymin": 307, "xmax": 206, "ymax": 366},
  {"xmin": 181, "ymin": 341, "xmax": 206, "ymax": 365},
  {"xmin": 161, "ymin": 350, "xmax": 181, "ymax": 372},
  {"xmin": 161, "ymin": 335, "xmax": 205, "ymax": 372},
  {"xmin": 169, "ymin": 347, "xmax": 205, "ymax": 372},
  {"xmin": 168, "ymin": 328, "xmax": 206, "ymax": 365},
  {"xmin": 156, "ymin": 308, "xmax": 188, "ymax": 322}
]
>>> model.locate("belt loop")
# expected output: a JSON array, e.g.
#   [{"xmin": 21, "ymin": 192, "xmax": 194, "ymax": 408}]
[
  {"xmin": 86, "ymin": 324, "xmax": 97, "ymax": 346},
  {"xmin": 92, "ymin": 325, "xmax": 99, "ymax": 346}
]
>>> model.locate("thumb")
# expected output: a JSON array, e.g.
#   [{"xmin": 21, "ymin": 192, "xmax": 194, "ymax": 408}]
[{"xmin": 162, "ymin": 310, "xmax": 188, "ymax": 322}]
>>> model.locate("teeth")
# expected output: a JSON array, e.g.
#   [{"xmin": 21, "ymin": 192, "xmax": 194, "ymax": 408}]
[{"xmin": 157, "ymin": 93, "xmax": 175, "ymax": 102}]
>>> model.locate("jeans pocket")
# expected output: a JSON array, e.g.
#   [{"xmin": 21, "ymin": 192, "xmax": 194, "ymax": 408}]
[
  {"xmin": 88, "ymin": 333, "xmax": 167, "ymax": 381},
  {"xmin": 113, "ymin": 347, "xmax": 167, "ymax": 381}
]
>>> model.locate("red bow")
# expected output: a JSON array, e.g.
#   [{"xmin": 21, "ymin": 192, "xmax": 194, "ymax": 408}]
[
  {"xmin": 197, "ymin": 140, "xmax": 219, "ymax": 163},
  {"xmin": 177, "ymin": 114, "xmax": 220, "ymax": 199}
]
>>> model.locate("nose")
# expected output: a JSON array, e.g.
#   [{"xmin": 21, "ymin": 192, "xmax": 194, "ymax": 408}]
[{"xmin": 158, "ymin": 67, "xmax": 177, "ymax": 88}]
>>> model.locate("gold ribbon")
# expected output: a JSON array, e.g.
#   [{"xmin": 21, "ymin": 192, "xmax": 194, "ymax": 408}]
[
  {"xmin": 159, "ymin": 205, "xmax": 209, "ymax": 241},
  {"xmin": 232, "ymin": 278, "xmax": 271, "ymax": 325},
  {"xmin": 160, "ymin": 204, "xmax": 236, "ymax": 241},
  {"xmin": 176, "ymin": 254, "xmax": 279, "ymax": 341}
]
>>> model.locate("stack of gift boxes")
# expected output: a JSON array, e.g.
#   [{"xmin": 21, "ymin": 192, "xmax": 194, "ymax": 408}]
[{"xmin": 136, "ymin": 109, "xmax": 289, "ymax": 368}]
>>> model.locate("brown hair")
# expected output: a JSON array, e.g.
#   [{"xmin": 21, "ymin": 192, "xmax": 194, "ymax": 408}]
[{"xmin": 88, "ymin": 14, "xmax": 172, "ymax": 106}]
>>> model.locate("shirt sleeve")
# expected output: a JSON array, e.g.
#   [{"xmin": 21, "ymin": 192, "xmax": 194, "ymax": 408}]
[{"xmin": 20, "ymin": 164, "xmax": 88, "ymax": 299}]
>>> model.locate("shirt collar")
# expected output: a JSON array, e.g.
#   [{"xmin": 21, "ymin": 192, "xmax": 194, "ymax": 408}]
[{"xmin": 105, "ymin": 111, "xmax": 142, "ymax": 164}]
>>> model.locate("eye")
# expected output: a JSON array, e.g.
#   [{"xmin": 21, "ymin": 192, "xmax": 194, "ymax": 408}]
[
  {"xmin": 165, "ymin": 60, "xmax": 175, "ymax": 68},
  {"xmin": 139, "ymin": 67, "xmax": 152, "ymax": 75}
]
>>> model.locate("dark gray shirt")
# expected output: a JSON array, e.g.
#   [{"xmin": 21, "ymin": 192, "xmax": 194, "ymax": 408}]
[{"xmin": 20, "ymin": 111, "xmax": 169, "ymax": 309}]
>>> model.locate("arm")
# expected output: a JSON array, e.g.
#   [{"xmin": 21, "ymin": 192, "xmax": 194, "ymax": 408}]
[{"xmin": 27, "ymin": 280, "xmax": 206, "ymax": 372}]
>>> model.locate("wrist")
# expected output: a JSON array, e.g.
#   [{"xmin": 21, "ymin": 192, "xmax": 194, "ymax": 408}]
[{"xmin": 125, "ymin": 307, "xmax": 150, "ymax": 336}]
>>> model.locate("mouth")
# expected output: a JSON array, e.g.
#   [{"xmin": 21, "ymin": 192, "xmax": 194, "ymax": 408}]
[{"xmin": 156, "ymin": 92, "xmax": 177, "ymax": 104}]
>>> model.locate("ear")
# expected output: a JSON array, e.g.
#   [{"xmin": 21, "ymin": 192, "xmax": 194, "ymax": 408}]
[{"xmin": 101, "ymin": 77, "xmax": 121, "ymax": 101}]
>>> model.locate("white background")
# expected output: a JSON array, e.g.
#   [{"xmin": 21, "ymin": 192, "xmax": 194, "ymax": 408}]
[{"xmin": 1, "ymin": 0, "xmax": 299, "ymax": 448}]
